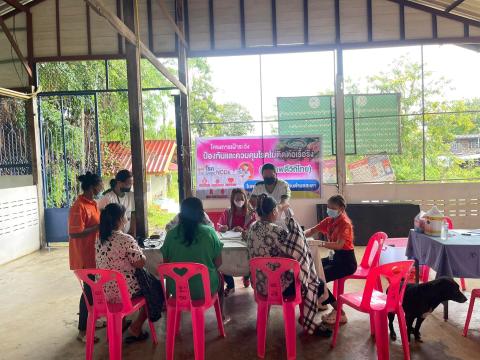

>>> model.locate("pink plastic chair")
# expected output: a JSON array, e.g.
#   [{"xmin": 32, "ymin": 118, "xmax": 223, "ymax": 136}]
[
  {"xmin": 157, "ymin": 262, "xmax": 225, "ymax": 360},
  {"xmin": 74, "ymin": 269, "xmax": 158, "ymax": 360},
  {"xmin": 250, "ymin": 257, "xmax": 302, "ymax": 360},
  {"xmin": 331, "ymin": 260, "xmax": 414, "ymax": 360},
  {"xmin": 463, "ymin": 288, "xmax": 480, "ymax": 337},
  {"xmin": 333, "ymin": 232, "xmax": 388, "ymax": 299},
  {"xmin": 420, "ymin": 217, "xmax": 467, "ymax": 290}
]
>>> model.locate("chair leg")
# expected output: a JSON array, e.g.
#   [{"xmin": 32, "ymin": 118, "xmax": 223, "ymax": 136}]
[
  {"xmin": 107, "ymin": 314, "xmax": 123, "ymax": 360},
  {"xmin": 463, "ymin": 295, "xmax": 476, "ymax": 337},
  {"xmin": 460, "ymin": 278, "xmax": 467, "ymax": 291},
  {"xmin": 421, "ymin": 266, "xmax": 430, "ymax": 283},
  {"xmin": 397, "ymin": 307, "xmax": 410, "ymax": 360},
  {"xmin": 175, "ymin": 309, "xmax": 182, "ymax": 335},
  {"xmin": 214, "ymin": 297, "xmax": 226, "ymax": 337},
  {"xmin": 257, "ymin": 302, "xmax": 269, "ymax": 359},
  {"xmin": 375, "ymin": 277, "xmax": 383, "ymax": 293},
  {"xmin": 369, "ymin": 313, "xmax": 375, "ymax": 337},
  {"xmin": 85, "ymin": 312, "xmax": 96, "ymax": 360},
  {"xmin": 166, "ymin": 307, "xmax": 177, "ymax": 360},
  {"xmin": 337, "ymin": 279, "xmax": 345, "ymax": 299},
  {"xmin": 192, "ymin": 309, "xmax": 206, "ymax": 360},
  {"xmin": 282, "ymin": 303, "xmax": 297, "ymax": 360},
  {"xmin": 331, "ymin": 298, "xmax": 343, "ymax": 348},
  {"xmin": 373, "ymin": 311, "xmax": 389, "ymax": 360}
]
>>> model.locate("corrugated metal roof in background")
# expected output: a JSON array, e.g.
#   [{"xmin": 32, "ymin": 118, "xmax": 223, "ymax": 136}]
[{"xmin": 104, "ymin": 140, "xmax": 177, "ymax": 175}]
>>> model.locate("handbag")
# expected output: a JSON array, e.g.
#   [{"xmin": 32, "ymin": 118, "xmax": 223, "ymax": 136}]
[{"xmin": 134, "ymin": 268, "xmax": 165, "ymax": 322}]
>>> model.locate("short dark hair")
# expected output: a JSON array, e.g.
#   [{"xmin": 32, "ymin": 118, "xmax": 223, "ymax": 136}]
[
  {"xmin": 77, "ymin": 171, "xmax": 102, "ymax": 192},
  {"xmin": 109, "ymin": 169, "xmax": 133, "ymax": 189},
  {"xmin": 256, "ymin": 194, "xmax": 277, "ymax": 218},
  {"xmin": 328, "ymin": 195, "xmax": 347, "ymax": 209},
  {"xmin": 261, "ymin": 163, "xmax": 276, "ymax": 174},
  {"xmin": 100, "ymin": 203, "xmax": 126, "ymax": 244}
]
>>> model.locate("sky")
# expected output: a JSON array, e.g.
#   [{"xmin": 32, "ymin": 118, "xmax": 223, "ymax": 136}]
[{"xmin": 205, "ymin": 44, "xmax": 480, "ymax": 132}]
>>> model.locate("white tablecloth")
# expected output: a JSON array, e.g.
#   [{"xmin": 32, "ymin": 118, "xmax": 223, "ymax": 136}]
[{"xmin": 143, "ymin": 234, "xmax": 326, "ymax": 279}]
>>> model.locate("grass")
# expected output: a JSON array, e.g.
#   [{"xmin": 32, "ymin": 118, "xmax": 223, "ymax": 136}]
[{"xmin": 147, "ymin": 203, "xmax": 176, "ymax": 234}]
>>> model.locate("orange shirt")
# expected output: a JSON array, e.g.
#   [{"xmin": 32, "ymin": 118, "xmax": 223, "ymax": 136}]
[
  {"xmin": 68, "ymin": 195, "xmax": 100, "ymax": 270},
  {"xmin": 313, "ymin": 213, "xmax": 354, "ymax": 251}
]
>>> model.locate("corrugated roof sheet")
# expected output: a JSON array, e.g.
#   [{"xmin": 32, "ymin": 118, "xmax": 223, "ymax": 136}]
[{"xmin": 103, "ymin": 140, "xmax": 176, "ymax": 175}]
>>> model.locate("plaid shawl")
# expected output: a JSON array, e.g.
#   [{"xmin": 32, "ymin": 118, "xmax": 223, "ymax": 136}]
[{"xmin": 282, "ymin": 216, "xmax": 328, "ymax": 334}]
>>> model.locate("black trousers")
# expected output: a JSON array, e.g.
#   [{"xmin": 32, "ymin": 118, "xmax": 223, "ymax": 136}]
[
  {"xmin": 78, "ymin": 276, "xmax": 94, "ymax": 331},
  {"xmin": 321, "ymin": 250, "xmax": 357, "ymax": 305},
  {"xmin": 224, "ymin": 275, "xmax": 250, "ymax": 290}
]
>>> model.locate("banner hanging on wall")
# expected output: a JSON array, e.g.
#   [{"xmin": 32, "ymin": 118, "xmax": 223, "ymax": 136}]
[{"xmin": 195, "ymin": 136, "xmax": 322, "ymax": 199}]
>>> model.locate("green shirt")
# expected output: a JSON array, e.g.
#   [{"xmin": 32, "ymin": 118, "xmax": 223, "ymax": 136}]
[{"xmin": 160, "ymin": 224, "xmax": 223, "ymax": 300}]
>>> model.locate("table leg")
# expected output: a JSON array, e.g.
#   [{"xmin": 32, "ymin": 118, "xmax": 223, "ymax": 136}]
[{"xmin": 414, "ymin": 259, "xmax": 420, "ymax": 284}]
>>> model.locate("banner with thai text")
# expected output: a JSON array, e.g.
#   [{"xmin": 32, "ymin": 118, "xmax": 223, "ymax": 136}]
[{"xmin": 195, "ymin": 136, "xmax": 322, "ymax": 199}]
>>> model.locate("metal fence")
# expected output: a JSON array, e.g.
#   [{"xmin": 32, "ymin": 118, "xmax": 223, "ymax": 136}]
[{"xmin": 0, "ymin": 97, "xmax": 32, "ymax": 176}]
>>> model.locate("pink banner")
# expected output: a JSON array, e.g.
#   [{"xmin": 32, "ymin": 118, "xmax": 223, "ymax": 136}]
[{"xmin": 196, "ymin": 136, "xmax": 322, "ymax": 198}]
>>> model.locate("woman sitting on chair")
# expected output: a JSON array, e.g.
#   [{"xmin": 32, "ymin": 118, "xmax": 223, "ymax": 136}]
[
  {"xmin": 96, "ymin": 203, "xmax": 150, "ymax": 343},
  {"xmin": 245, "ymin": 194, "xmax": 331, "ymax": 337},
  {"xmin": 161, "ymin": 197, "xmax": 227, "ymax": 319},
  {"xmin": 216, "ymin": 188, "xmax": 257, "ymax": 295},
  {"xmin": 305, "ymin": 194, "xmax": 357, "ymax": 325}
]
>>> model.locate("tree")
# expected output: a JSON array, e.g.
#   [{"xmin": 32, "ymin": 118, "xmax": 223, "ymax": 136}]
[{"xmin": 350, "ymin": 55, "xmax": 480, "ymax": 181}]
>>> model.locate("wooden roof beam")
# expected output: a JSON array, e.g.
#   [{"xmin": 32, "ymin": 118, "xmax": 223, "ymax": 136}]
[
  {"xmin": 445, "ymin": 0, "xmax": 465, "ymax": 13},
  {"xmin": 85, "ymin": 0, "xmax": 187, "ymax": 94},
  {"xmin": 0, "ymin": 16, "xmax": 32, "ymax": 78},
  {"xmin": 3, "ymin": 0, "xmax": 28, "ymax": 12},
  {"xmin": 156, "ymin": 0, "xmax": 188, "ymax": 49}
]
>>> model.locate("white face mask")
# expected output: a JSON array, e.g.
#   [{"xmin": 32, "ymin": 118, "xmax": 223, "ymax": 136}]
[{"xmin": 234, "ymin": 200, "xmax": 245, "ymax": 208}]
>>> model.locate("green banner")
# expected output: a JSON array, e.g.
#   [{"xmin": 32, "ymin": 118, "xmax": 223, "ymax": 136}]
[{"xmin": 277, "ymin": 94, "xmax": 400, "ymax": 155}]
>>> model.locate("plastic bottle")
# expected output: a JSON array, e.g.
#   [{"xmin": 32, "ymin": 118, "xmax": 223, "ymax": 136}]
[{"xmin": 440, "ymin": 220, "xmax": 449, "ymax": 240}]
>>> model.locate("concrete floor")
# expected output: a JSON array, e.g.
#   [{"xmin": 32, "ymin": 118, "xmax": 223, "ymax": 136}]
[{"xmin": 1, "ymin": 247, "xmax": 479, "ymax": 360}]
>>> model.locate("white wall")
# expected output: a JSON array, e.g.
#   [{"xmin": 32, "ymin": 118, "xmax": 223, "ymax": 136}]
[
  {"xmin": 0, "ymin": 175, "xmax": 33, "ymax": 189},
  {"xmin": 0, "ymin": 185, "xmax": 41, "ymax": 265}
]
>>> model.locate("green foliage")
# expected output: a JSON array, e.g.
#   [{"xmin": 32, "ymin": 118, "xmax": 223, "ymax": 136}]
[{"xmin": 147, "ymin": 203, "xmax": 176, "ymax": 233}]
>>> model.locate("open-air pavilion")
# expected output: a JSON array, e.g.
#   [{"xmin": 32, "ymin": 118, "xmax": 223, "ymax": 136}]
[{"xmin": 1, "ymin": 0, "xmax": 480, "ymax": 359}]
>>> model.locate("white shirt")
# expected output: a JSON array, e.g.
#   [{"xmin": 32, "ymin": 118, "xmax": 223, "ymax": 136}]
[
  {"xmin": 251, "ymin": 178, "xmax": 291, "ymax": 203},
  {"xmin": 97, "ymin": 191, "xmax": 135, "ymax": 233}
]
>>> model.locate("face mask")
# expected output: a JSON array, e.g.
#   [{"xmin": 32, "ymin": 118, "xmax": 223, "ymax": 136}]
[
  {"xmin": 263, "ymin": 177, "xmax": 276, "ymax": 185},
  {"xmin": 327, "ymin": 208, "xmax": 340, "ymax": 218},
  {"xmin": 120, "ymin": 187, "xmax": 131, "ymax": 193},
  {"xmin": 234, "ymin": 200, "xmax": 245, "ymax": 208},
  {"xmin": 94, "ymin": 194, "xmax": 102, "ymax": 200}
]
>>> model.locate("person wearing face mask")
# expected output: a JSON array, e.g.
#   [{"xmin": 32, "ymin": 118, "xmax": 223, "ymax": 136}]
[
  {"xmin": 217, "ymin": 188, "xmax": 257, "ymax": 295},
  {"xmin": 68, "ymin": 171, "xmax": 103, "ymax": 343},
  {"xmin": 251, "ymin": 163, "xmax": 291, "ymax": 211},
  {"xmin": 97, "ymin": 169, "xmax": 136, "ymax": 237},
  {"xmin": 304, "ymin": 195, "xmax": 357, "ymax": 326}
]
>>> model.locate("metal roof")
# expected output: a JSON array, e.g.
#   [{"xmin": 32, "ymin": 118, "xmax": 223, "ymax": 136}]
[
  {"xmin": 104, "ymin": 140, "xmax": 177, "ymax": 175},
  {"xmin": 0, "ymin": 0, "xmax": 35, "ymax": 16}
]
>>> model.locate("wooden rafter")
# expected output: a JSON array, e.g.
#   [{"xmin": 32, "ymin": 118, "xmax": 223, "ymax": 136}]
[
  {"xmin": 3, "ymin": 0, "xmax": 28, "ymax": 12},
  {"xmin": 0, "ymin": 16, "xmax": 32, "ymax": 78},
  {"xmin": 84, "ymin": 0, "xmax": 187, "ymax": 94},
  {"xmin": 156, "ymin": 0, "xmax": 188, "ymax": 49},
  {"xmin": 445, "ymin": 0, "xmax": 465, "ymax": 13}
]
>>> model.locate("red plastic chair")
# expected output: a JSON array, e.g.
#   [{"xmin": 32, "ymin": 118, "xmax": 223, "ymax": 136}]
[
  {"xmin": 74, "ymin": 269, "xmax": 158, "ymax": 360},
  {"xmin": 420, "ymin": 217, "xmax": 467, "ymax": 290},
  {"xmin": 331, "ymin": 261, "xmax": 414, "ymax": 360},
  {"xmin": 250, "ymin": 257, "xmax": 302, "ymax": 360},
  {"xmin": 333, "ymin": 232, "xmax": 388, "ymax": 299},
  {"xmin": 463, "ymin": 288, "xmax": 480, "ymax": 337},
  {"xmin": 157, "ymin": 262, "xmax": 225, "ymax": 360}
]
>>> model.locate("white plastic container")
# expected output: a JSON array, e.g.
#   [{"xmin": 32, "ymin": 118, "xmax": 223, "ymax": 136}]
[{"xmin": 424, "ymin": 206, "xmax": 445, "ymax": 237}]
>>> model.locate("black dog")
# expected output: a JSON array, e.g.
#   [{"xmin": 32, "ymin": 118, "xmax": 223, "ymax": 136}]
[{"xmin": 388, "ymin": 277, "xmax": 467, "ymax": 342}]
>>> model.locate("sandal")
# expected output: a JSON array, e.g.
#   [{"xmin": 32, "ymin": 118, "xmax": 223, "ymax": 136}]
[
  {"xmin": 322, "ymin": 309, "xmax": 348, "ymax": 325},
  {"xmin": 77, "ymin": 332, "xmax": 99, "ymax": 344},
  {"xmin": 125, "ymin": 331, "xmax": 149, "ymax": 344},
  {"xmin": 224, "ymin": 287, "xmax": 235, "ymax": 297},
  {"xmin": 314, "ymin": 324, "xmax": 333, "ymax": 338}
]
